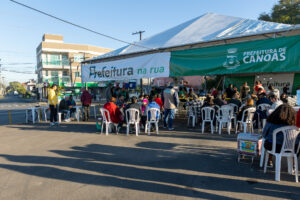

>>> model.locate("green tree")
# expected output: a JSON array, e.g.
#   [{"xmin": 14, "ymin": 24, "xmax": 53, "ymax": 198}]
[
  {"xmin": 8, "ymin": 81, "xmax": 26, "ymax": 95},
  {"xmin": 259, "ymin": 0, "xmax": 300, "ymax": 24}
]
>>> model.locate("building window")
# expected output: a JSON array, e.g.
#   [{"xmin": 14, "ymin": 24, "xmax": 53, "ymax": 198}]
[
  {"xmin": 51, "ymin": 71, "xmax": 58, "ymax": 77},
  {"xmin": 75, "ymin": 72, "xmax": 80, "ymax": 77},
  {"xmin": 45, "ymin": 70, "xmax": 48, "ymax": 76},
  {"xmin": 63, "ymin": 71, "xmax": 69, "ymax": 76},
  {"xmin": 49, "ymin": 54, "xmax": 60, "ymax": 65},
  {"xmin": 62, "ymin": 55, "xmax": 69, "ymax": 65},
  {"xmin": 74, "ymin": 54, "xmax": 84, "ymax": 62}
]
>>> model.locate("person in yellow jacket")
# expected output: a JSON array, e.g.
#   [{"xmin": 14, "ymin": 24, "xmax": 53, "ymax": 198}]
[{"xmin": 48, "ymin": 84, "xmax": 58, "ymax": 126}]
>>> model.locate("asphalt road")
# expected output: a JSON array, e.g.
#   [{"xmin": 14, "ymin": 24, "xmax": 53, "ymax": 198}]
[
  {"xmin": 0, "ymin": 122, "xmax": 299, "ymax": 200},
  {"xmin": 0, "ymin": 96, "xmax": 40, "ymax": 125}
]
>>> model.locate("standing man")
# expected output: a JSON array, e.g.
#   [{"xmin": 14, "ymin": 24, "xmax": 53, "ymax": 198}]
[
  {"xmin": 105, "ymin": 83, "xmax": 112, "ymax": 103},
  {"xmin": 81, "ymin": 89, "xmax": 92, "ymax": 121},
  {"xmin": 48, "ymin": 84, "xmax": 58, "ymax": 126},
  {"xmin": 240, "ymin": 82, "xmax": 250, "ymax": 100},
  {"xmin": 162, "ymin": 83, "xmax": 179, "ymax": 131}
]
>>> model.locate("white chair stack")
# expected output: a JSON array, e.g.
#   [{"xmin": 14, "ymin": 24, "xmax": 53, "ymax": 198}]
[
  {"xmin": 235, "ymin": 107, "xmax": 256, "ymax": 133},
  {"xmin": 125, "ymin": 108, "xmax": 140, "ymax": 136},
  {"xmin": 145, "ymin": 108, "xmax": 160, "ymax": 136},
  {"xmin": 201, "ymin": 107, "xmax": 215, "ymax": 134},
  {"xmin": 99, "ymin": 108, "xmax": 119, "ymax": 135},
  {"xmin": 216, "ymin": 105, "xmax": 233, "ymax": 135},
  {"xmin": 264, "ymin": 126, "xmax": 300, "ymax": 182}
]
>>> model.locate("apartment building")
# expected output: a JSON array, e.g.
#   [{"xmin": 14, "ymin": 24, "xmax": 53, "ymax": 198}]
[{"xmin": 36, "ymin": 34, "xmax": 112, "ymax": 97}]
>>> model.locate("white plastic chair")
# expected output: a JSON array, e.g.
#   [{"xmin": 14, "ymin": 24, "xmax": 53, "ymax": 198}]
[
  {"xmin": 201, "ymin": 107, "xmax": 215, "ymax": 134},
  {"xmin": 125, "ymin": 108, "xmax": 140, "ymax": 136},
  {"xmin": 235, "ymin": 107, "xmax": 256, "ymax": 133},
  {"xmin": 258, "ymin": 103, "xmax": 271, "ymax": 111},
  {"xmin": 257, "ymin": 103, "xmax": 271, "ymax": 129},
  {"xmin": 216, "ymin": 105, "xmax": 233, "ymax": 135},
  {"xmin": 260, "ymin": 138, "xmax": 266, "ymax": 168},
  {"xmin": 145, "ymin": 108, "xmax": 160, "ymax": 136},
  {"xmin": 214, "ymin": 105, "xmax": 221, "ymax": 130},
  {"xmin": 228, "ymin": 103, "xmax": 238, "ymax": 128},
  {"xmin": 187, "ymin": 106, "xmax": 196, "ymax": 127},
  {"xmin": 100, "ymin": 108, "xmax": 119, "ymax": 135},
  {"xmin": 264, "ymin": 126, "xmax": 300, "ymax": 182}
]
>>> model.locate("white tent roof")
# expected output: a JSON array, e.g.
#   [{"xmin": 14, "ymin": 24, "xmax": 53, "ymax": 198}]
[{"xmin": 90, "ymin": 13, "xmax": 296, "ymax": 61}]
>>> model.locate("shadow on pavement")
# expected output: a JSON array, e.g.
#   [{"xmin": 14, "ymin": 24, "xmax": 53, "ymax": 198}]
[{"xmin": 0, "ymin": 141, "xmax": 299, "ymax": 199}]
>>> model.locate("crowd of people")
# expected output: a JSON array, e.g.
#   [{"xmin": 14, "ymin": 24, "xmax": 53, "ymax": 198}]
[
  {"xmin": 46, "ymin": 80, "xmax": 300, "ymax": 178},
  {"xmin": 102, "ymin": 82, "xmax": 179, "ymax": 132}
]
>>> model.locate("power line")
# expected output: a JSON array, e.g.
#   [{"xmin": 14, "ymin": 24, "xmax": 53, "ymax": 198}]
[
  {"xmin": 1, "ymin": 62, "xmax": 35, "ymax": 65},
  {"xmin": 2, "ymin": 69, "xmax": 35, "ymax": 74},
  {"xmin": 9, "ymin": 0, "xmax": 152, "ymax": 50}
]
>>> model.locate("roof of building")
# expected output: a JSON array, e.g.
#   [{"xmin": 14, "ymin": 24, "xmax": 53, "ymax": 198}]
[{"xmin": 89, "ymin": 12, "xmax": 299, "ymax": 61}]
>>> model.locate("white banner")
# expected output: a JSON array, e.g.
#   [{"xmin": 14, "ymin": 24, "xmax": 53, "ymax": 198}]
[
  {"xmin": 254, "ymin": 73, "xmax": 294, "ymax": 94},
  {"xmin": 81, "ymin": 52, "xmax": 170, "ymax": 82}
]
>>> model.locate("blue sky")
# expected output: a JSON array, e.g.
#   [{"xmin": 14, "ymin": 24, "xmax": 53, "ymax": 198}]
[{"xmin": 0, "ymin": 0, "xmax": 278, "ymax": 83}]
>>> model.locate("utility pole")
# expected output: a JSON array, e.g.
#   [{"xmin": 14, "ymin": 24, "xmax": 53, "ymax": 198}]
[
  {"xmin": 132, "ymin": 31, "xmax": 145, "ymax": 94},
  {"xmin": 132, "ymin": 31, "xmax": 145, "ymax": 41}
]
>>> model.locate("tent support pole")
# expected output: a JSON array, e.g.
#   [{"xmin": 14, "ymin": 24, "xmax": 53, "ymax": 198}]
[
  {"xmin": 140, "ymin": 78, "xmax": 143, "ymax": 95},
  {"xmin": 204, "ymin": 76, "xmax": 207, "ymax": 94},
  {"xmin": 222, "ymin": 76, "xmax": 226, "ymax": 93}
]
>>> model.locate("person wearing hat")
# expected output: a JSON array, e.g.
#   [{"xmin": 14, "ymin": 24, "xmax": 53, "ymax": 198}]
[{"xmin": 48, "ymin": 84, "xmax": 58, "ymax": 126}]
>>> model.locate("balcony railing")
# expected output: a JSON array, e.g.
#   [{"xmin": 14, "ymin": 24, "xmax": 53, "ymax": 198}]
[
  {"xmin": 43, "ymin": 76, "xmax": 71, "ymax": 84},
  {"xmin": 43, "ymin": 60, "xmax": 70, "ymax": 66}
]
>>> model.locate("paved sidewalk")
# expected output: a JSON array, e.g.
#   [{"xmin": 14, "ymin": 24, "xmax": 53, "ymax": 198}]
[{"xmin": 0, "ymin": 122, "xmax": 299, "ymax": 200}]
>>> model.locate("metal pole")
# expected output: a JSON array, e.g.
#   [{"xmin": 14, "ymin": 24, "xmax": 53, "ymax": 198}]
[
  {"xmin": 132, "ymin": 31, "xmax": 145, "ymax": 95},
  {"xmin": 69, "ymin": 57, "xmax": 73, "ymax": 87},
  {"xmin": 222, "ymin": 76, "xmax": 226, "ymax": 93},
  {"xmin": 8, "ymin": 110, "xmax": 12, "ymax": 124}
]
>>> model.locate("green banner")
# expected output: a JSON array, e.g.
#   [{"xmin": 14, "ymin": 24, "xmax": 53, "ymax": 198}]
[{"xmin": 170, "ymin": 35, "xmax": 300, "ymax": 76}]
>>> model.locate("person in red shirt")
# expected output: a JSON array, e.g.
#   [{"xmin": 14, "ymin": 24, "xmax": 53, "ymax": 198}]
[
  {"xmin": 103, "ymin": 97, "xmax": 123, "ymax": 124},
  {"xmin": 254, "ymin": 81, "xmax": 265, "ymax": 94},
  {"xmin": 81, "ymin": 89, "xmax": 92, "ymax": 121},
  {"xmin": 155, "ymin": 94, "xmax": 163, "ymax": 109}
]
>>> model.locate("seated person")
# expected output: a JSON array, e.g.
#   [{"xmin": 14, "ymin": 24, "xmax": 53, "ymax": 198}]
[
  {"xmin": 140, "ymin": 98, "xmax": 148, "ymax": 129},
  {"xmin": 228, "ymin": 93, "xmax": 241, "ymax": 108},
  {"xmin": 201, "ymin": 95, "xmax": 214, "ymax": 108},
  {"xmin": 256, "ymin": 93, "xmax": 271, "ymax": 106},
  {"xmin": 125, "ymin": 96, "xmax": 141, "ymax": 115},
  {"xmin": 254, "ymin": 93, "xmax": 271, "ymax": 128},
  {"xmin": 188, "ymin": 89, "xmax": 198, "ymax": 100},
  {"xmin": 146, "ymin": 96, "xmax": 160, "ymax": 119},
  {"xmin": 213, "ymin": 94, "xmax": 225, "ymax": 107},
  {"xmin": 138, "ymin": 95, "xmax": 144, "ymax": 106},
  {"xmin": 116, "ymin": 95, "xmax": 125, "ymax": 107},
  {"xmin": 237, "ymin": 98, "xmax": 254, "ymax": 121},
  {"xmin": 280, "ymin": 93, "xmax": 288, "ymax": 104},
  {"xmin": 66, "ymin": 95, "xmax": 76, "ymax": 118},
  {"xmin": 103, "ymin": 97, "xmax": 123, "ymax": 129},
  {"xmin": 155, "ymin": 94, "xmax": 164, "ymax": 110},
  {"xmin": 59, "ymin": 96, "xmax": 70, "ymax": 121},
  {"xmin": 143, "ymin": 96, "xmax": 160, "ymax": 130},
  {"xmin": 270, "ymin": 94, "xmax": 283, "ymax": 110},
  {"xmin": 263, "ymin": 104, "xmax": 299, "ymax": 166}
]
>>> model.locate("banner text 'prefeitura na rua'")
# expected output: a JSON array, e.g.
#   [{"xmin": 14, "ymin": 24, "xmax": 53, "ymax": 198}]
[{"xmin": 81, "ymin": 52, "xmax": 170, "ymax": 82}]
